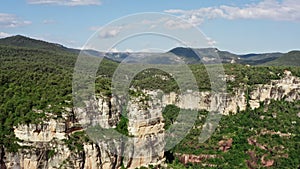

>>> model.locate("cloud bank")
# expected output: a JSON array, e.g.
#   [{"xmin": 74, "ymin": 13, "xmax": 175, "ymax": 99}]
[
  {"xmin": 165, "ymin": 0, "xmax": 300, "ymax": 26},
  {"xmin": 0, "ymin": 32, "xmax": 12, "ymax": 38},
  {"xmin": 27, "ymin": 0, "xmax": 101, "ymax": 6},
  {"xmin": 98, "ymin": 26, "xmax": 123, "ymax": 38},
  {"xmin": 0, "ymin": 13, "xmax": 31, "ymax": 28}
]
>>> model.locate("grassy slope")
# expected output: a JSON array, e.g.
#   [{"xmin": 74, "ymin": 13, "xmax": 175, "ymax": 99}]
[{"xmin": 265, "ymin": 51, "xmax": 300, "ymax": 66}]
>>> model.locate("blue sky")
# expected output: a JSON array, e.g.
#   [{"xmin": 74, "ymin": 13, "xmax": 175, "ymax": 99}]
[{"xmin": 0, "ymin": 0, "xmax": 300, "ymax": 54}]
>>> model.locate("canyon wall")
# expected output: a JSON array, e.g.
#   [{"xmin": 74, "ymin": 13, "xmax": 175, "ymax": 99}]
[
  {"xmin": 163, "ymin": 71, "xmax": 300, "ymax": 115},
  {"xmin": 1, "ymin": 71, "xmax": 299, "ymax": 169}
]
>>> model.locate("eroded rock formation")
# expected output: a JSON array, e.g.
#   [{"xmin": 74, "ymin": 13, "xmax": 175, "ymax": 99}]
[{"xmin": 1, "ymin": 72, "xmax": 300, "ymax": 169}]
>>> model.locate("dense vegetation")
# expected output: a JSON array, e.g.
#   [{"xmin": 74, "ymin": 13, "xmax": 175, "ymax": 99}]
[
  {"xmin": 0, "ymin": 36, "xmax": 299, "ymax": 168},
  {"xmin": 0, "ymin": 45, "xmax": 76, "ymax": 151},
  {"xmin": 0, "ymin": 35, "xmax": 78, "ymax": 53},
  {"xmin": 266, "ymin": 51, "xmax": 300, "ymax": 66},
  {"xmin": 165, "ymin": 100, "xmax": 300, "ymax": 168}
]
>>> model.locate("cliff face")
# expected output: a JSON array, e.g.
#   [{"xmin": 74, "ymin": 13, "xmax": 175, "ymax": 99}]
[
  {"xmin": 75, "ymin": 95, "xmax": 121, "ymax": 129},
  {"xmin": 2, "ymin": 71, "xmax": 300, "ymax": 169},
  {"xmin": 249, "ymin": 72, "xmax": 300, "ymax": 108},
  {"xmin": 162, "ymin": 71, "xmax": 300, "ymax": 115},
  {"xmin": 124, "ymin": 90, "xmax": 165, "ymax": 168},
  {"xmin": 162, "ymin": 90, "xmax": 247, "ymax": 115}
]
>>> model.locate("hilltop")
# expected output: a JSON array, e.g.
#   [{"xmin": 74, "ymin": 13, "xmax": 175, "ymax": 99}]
[
  {"xmin": 266, "ymin": 50, "xmax": 300, "ymax": 66},
  {"xmin": 1, "ymin": 35, "xmax": 299, "ymax": 66},
  {"xmin": 0, "ymin": 35, "xmax": 79, "ymax": 53}
]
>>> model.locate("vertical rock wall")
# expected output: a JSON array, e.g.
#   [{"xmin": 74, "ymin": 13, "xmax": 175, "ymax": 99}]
[{"xmin": 2, "ymin": 72, "xmax": 300, "ymax": 169}]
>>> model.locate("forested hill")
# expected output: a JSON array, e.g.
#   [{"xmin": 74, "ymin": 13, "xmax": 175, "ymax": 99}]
[
  {"xmin": 1, "ymin": 35, "xmax": 299, "ymax": 66},
  {"xmin": 0, "ymin": 35, "xmax": 79, "ymax": 53},
  {"xmin": 0, "ymin": 35, "xmax": 299, "ymax": 168},
  {"xmin": 266, "ymin": 50, "xmax": 300, "ymax": 66}
]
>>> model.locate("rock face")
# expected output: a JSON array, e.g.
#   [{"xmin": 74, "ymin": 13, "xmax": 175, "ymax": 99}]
[
  {"xmin": 14, "ymin": 119, "xmax": 66, "ymax": 142},
  {"xmin": 124, "ymin": 90, "xmax": 165, "ymax": 168},
  {"xmin": 4, "ymin": 142, "xmax": 71, "ymax": 169},
  {"xmin": 162, "ymin": 90, "xmax": 247, "ymax": 115},
  {"xmin": 249, "ymin": 72, "xmax": 300, "ymax": 109},
  {"xmin": 75, "ymin": 95, "xmax": 121, "ymax": 129},
  {"xmin": 2, "ymin": 94, "xmax": 123, "ymax": 169},
  {"xmin": 2, "ymin": 72, "xmax": 300, "ymax": 169},
  {"xmin": 163, "ymin": 71, "xmax": 300, "ymax": 115}
]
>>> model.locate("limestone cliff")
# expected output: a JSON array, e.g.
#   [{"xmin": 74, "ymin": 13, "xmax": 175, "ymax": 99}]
[
  {"xmin": 162, "ymin": 71, "xmax": 300, "ymax": 115},
  {"xmin": 249, "ymin": 71, "xmax": 300, "ymax": 108},
  {"xmin": 123, "ymin": 90, "xmax": 165, "ymax": 168},
  {"xmin": 162, "ymin": 90, "xmax": 246, "ymax": 115},
  {"xmin": 1, "ymin": 71, "xmax": 299, "ymax": 169}
]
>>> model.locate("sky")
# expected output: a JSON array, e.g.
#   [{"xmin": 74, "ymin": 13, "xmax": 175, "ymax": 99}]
[{"xmin": 0, "ymin": 0, "xmax": 300, "ymax": 54}]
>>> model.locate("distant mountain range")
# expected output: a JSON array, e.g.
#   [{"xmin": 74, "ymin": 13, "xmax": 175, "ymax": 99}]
[{"xmin": 0, "ymin": 35, "xmax": 299, "ymax": 66}]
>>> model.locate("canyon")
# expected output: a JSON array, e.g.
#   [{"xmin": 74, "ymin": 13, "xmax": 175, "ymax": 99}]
[{"xmin": 1, "ymin": 71, "xmax": 300, "ymax": 169}]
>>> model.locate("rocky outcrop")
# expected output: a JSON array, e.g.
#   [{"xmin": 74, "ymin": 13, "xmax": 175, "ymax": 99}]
[
  {"xmin": 123, "ymin": 90, "xmax": 165, "ymax": 168},
  {"xmin": 14, "ymin": 119, "xmax": 66, "ymax": 142},
  {"xmin": 218, "ymin": 138, "xmax": 233, "ymax": 152},
  {"xmin": 2, "ymin": 71, "xmax": 300, "ymax": 169},
  {"xmin": 176, "ymin": 153, "xmax": 219, "ymax": 166},
  {"xmin": 261, "ymin": 154, "xmax": 274, "ymax": 167},
  {"xmin": 249, "ymin": 71, "xmax": 300, "ymax": 109},
  {"xmin": 2, "ymin": 94, "xmax": 122, "ymax": 169},
  {"xmin": 162, "ymin": 71, "xmax": 300, "ymax": 115},
  {"xmin": 75, "ymin": 95, "xmax": 121, "ymax": 129},
  {"xmin": 162, "ymin": 89, "xmax": 247, "ymax": 115},
  {"xmin": 4, "ymin": 142, "xmax": 67, "ymax": 169},
  {"xmin": 83, "ymin": 144, "xmax": 102, "ymax": 169}
]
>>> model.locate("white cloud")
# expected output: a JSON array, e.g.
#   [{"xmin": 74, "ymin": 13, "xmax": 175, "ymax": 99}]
[
  {"xmin": 142, "ymin": 17, "xmax": 194, "ymax": 30},
  {"xmin": 98, "ymin": 26, "xmax": 123, "ymax": 38},
  {"xmin": 90, "ymin": 24, "xmax": 131, "ymax": 38},
  {"xmin": 165, "ymin": 0, "xmax": 300, "ymax": 26},
  {"xmin": 124, "ymin": 48, "xmax": 133, "ymax": 53},
  {"xmin": 0, "ymin": 13, "xmax": 31, "ymax": 28},
  {"xmin": 207, "ymin": 37, "xmax": 217, "ymax": 46},
  {"xmin": 164, "ymin": 19, "xmax": 194, "ymax": 30},
  {"xmin": 0, "ymin": 32, "xmax": 12, "ymax": 38},
  {"xmin": 27, "ymin": 0, "xmax": 101, "ymax": 6},
  {"xmin": 108, "ymin": 48, "xmax": 119, "ymax": 53}
]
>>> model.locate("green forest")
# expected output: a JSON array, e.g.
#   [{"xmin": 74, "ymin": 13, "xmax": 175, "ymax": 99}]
[
  {"xmin": 164, "ymin": 100, "xmax": 300, "ymax": 168},
  {"xmin": 0, "ymin": 41, "xmax": 299, "ymax": 168}
]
